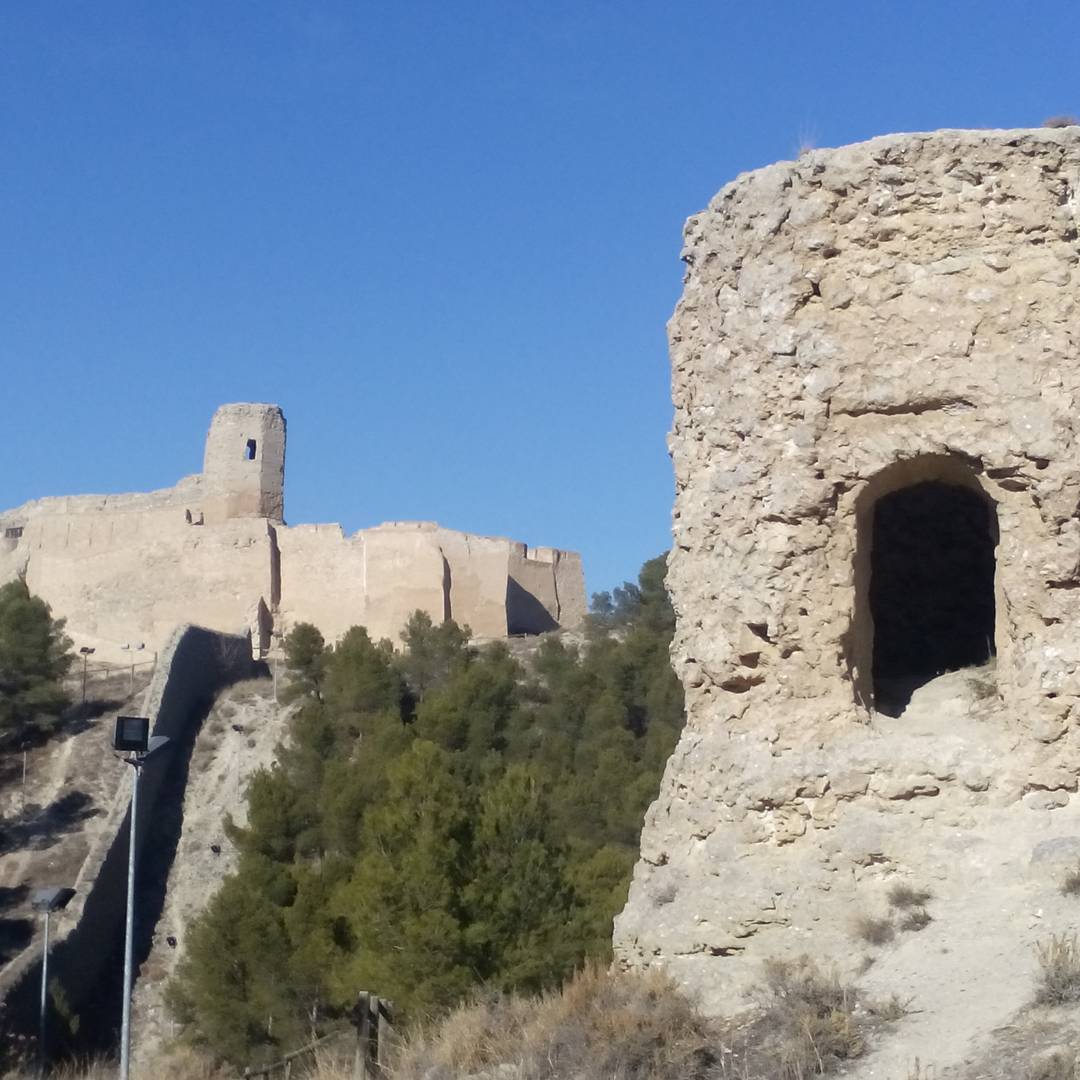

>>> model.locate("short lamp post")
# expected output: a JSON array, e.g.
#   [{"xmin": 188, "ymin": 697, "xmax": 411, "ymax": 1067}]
[
  {"xmin": 31, "ymin": 885, "xmax": 75, "ymax": 1076},
  {"xmin": 113, "ymin": 717, "xmax": 170, "ymax": 1080}
]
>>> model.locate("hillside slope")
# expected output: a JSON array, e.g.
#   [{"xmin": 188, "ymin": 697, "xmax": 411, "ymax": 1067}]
[{"xmin": 132, "ymin": 676, "xmax": 284, "ymax": 1061}]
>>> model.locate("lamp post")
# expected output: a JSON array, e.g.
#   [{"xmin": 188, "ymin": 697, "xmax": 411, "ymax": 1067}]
[
  {"xmin": 30, "ymin": 886, "xmax": 75, "ymax": 1076},
  {"xmin": 113, "ymin": 717, "xmax": 170, "ymax": 1080}
]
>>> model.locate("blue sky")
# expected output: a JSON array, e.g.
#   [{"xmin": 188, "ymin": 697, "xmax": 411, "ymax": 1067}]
[{"xmin": 2, "ymin": 2, "xmax": 1077, "ymax": 594}]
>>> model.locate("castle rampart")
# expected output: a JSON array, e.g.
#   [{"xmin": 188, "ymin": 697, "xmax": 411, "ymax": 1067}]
[{"xmin": 0, "ymin": 404, "xmax": 585, "ymax": 658}]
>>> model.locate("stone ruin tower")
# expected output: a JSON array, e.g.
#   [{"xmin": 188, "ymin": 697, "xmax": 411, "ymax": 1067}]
[
  {"xmin": 200, "ymin": 402, "xmax": 286, "ymax": 523},
  {"xmin": 614, "ymin": 129, "xmax": 1080, "ymax": 1013}
]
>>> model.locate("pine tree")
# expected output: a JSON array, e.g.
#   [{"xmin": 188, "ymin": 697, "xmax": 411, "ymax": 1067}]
[
  {"xmin": 464, "ymin": 766, "xmax": 580, "ymax": 990},
  {"xmin": 0, "ymin": 578, "xmax": 73, "ymax": 746},
  {"xmin": 170, "ymin": 556, "xmax": 686, "ymax": 1060},
  {"xmin": 332, "ymin": 741, "xmax": 474, "ymax": 1014}
]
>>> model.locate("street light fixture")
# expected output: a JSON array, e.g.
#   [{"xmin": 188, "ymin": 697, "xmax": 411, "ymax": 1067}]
[
  {"xmin": 31, "ymin": 886, "xmax": 75, "ymax": 1075},
  {"xmin": 112, "ymin": 718, "xmax": 170, "ymax": 1080}
]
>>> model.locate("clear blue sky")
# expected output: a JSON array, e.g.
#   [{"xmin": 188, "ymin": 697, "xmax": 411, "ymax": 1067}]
[{"xmin": 2, "ymin": 3, "xmax": 1076, "ymax": 594}]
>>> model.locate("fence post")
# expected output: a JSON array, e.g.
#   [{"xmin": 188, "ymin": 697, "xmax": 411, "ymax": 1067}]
[
  {"xmin": 370, "ymin": 995, "xmax": 381, "ymax": 1069},
  {"xmin": 376, "ymin": 999, "xmax": 394, "ymax": 1073},
  {"xmin": 353, "ymin": 991, "xmax": 371, "ymax": 1080}
]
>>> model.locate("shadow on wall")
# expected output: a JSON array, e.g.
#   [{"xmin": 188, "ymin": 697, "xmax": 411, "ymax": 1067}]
[
  {"xmin": 0, "ymin": 626, "xmax": 263, "ymax": 1064},
  {"xmin": 506, "ymin": 577, "xmax": 559, "ymax": 636}
]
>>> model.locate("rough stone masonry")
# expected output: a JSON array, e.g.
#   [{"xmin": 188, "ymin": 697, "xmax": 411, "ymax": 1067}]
[
  {"xmin": 614, "ymin": 128, "xmax": 1080, "ymax": 1012},
  {"xmin": 0, "ymin": 404, "xmax": 586, "ymax": 660}
]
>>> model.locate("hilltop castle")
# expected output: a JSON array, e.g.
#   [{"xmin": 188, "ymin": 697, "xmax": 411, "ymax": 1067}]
[{"xmin": 0, "ymin": 404, "xmax": 586, "ymax": 660}]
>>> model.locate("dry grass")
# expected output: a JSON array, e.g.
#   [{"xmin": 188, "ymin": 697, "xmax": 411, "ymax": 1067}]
[
  {"xmin": 28, "ymin": 963, "xmax": 906, "ymax": 1080},
  {"xmin": 718, "ymin": 956, "xmax": 908, "ymax": 1079},
  {"xmin": 1044, "ymin": 116, "xmax": 1080, "ymax": 128},
  {"xmin": 1036, "ymin": 934, "xmax": 1080, "ymax": 1006},
  {"xmin": 887, "ymin": 883, "xmax": 932, "ymax": 910},
  {"xmin": 852, "ymin": 914, "xmax": 895, "ymax": 946},
  {"xmin": 389, "ymin": 961, "xmax": 719, "ymax": 1079},
  {"xmin": 385, "ymin": 958, "xmax": 900, "ymax": 1080},
  {"xmin": 1028, "ymin": 1048, "xmax": 1078, "ymax": 1080},
  {"xmin": 40, "ymin": 1046, "xmax": 224, "ymax": 1080}
]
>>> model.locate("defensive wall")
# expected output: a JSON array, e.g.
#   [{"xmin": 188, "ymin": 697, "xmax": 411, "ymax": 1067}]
[
  {"xmin": 0, "ymin": 404, "xmax": 586, "ymax": 659},
  {"xmin": 0, "ymin": 626, "xmax": 258, "ymax": 1054}
]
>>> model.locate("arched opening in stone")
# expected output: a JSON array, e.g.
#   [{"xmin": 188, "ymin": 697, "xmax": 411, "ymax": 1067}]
[{"xmin": 850, "ymin": 457, "xmax": 998, "ymax": 715}]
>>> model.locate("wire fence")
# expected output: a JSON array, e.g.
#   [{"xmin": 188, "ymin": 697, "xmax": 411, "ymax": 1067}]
[
  {"xmin": 67, "ymin": 655, "xmax": 158, "ymax": 703},
  {"xmin": 240, "ymin": 1026, "xmax": 352, "ymax": 1080}
]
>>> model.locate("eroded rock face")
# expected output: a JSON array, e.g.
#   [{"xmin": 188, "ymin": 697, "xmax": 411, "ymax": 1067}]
[{"xmin": 614, "ymin": 129, "xmax": 1080, "ymax": 1013}]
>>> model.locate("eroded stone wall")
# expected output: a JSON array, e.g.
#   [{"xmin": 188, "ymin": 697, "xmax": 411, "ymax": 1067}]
[{"xmin": 614, "ymin": 128, "xmax": 1080, "ymax": 1012}]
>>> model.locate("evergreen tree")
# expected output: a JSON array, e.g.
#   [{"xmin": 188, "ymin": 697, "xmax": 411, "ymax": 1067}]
[
  {"xmin": 279, "ymin": 623, "xmax": 325, "ymax": 704},
  {"xmin": 169, "ymin": 554, "xmax": 685, "ymax": 1064},
  {"xmin": 398, "ymin": 611, "xmax": 472, "ymax": 702},
  {"xmin": 464, "ymin": 766, "xmax": 580, "ymax": 990},
  {"xmin": 332, "ymin": 741, "xmax": 475, "ymax": 1014},
  {"xmin": 166, "ymin": 874, "xmax": 302, "ymax": 1065},
  {"xmin": 0, "ymin": 578, "xmax": 73, "ymax": 746}
]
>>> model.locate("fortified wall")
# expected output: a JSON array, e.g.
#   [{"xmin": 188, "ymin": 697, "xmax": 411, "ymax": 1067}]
[
  {"xmin": 0, "ymin": 404, "xmax": 585, "ymax": 658},
  {"xmin": 615, "ymin": 129, "xmax": 1080, "ymax": 1012}
]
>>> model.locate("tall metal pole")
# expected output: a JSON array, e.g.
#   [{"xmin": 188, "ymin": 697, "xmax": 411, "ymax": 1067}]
[
  {"xmin": 38, "ymin": 910, "xmax": 50, "ymax": 1076},
  {"xmin": 120, "ymin": 761, "xmax": 139, "ymax": 1080}
]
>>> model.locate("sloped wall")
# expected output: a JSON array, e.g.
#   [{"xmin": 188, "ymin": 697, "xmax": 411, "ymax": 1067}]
[{"xmin": 0, "ymin": 626, "xmax": 258, "ymax": 1057}]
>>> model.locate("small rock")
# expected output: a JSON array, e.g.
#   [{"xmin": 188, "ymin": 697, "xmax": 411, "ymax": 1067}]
[{"xmin": 1023, "ymin": 790, "xmax": 1070, "ymax": 811}]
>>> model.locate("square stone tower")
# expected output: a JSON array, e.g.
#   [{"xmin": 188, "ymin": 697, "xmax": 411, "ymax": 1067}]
[
  {"xmin": 615, "ymin": 129, "xmax": 1080, "ymax": 1014},
  {"xmin": 201, "ymin": 402, "xmax": 286, "ymax": 523}
]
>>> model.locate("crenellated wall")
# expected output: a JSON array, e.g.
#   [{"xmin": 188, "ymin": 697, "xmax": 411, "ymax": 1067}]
[{"xmin": 0, "ymin": 404, "xmax": 585, "ymax": 657}]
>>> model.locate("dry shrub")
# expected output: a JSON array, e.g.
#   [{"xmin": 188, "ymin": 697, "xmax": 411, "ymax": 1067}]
[
  {"xmin": 852, "ymin": 914, "xmax": 894, "ymax": 946},
  {"xmin": 1036, "ymin": 934, "xmax": 1080, "ymax": 1005},
  {"xmin": 898, "ymin": 908, "xmax": 932, "ymax": 933},
  {"xmin": 864, "ymin": 993, "xmax": 910, "ymax": 1022},
  {"xmin": 886, "ymin": 884, "xmax": 932, "ymax": 910},
  {"xmin": 736, "ymin": 958, "xmax": 866, "ymax": 1077},
  {"xmin": 1044, "ymin": 116, "xmax": 1080, "ymax": 128},
  {"xmin": 1028, "ymin": 1049, "xmax": 1078, "ymax": 1080},
  {"xmin": 390, "ymin": 961, "xmax": 719, "ymax": 1080},
  {"xmin": 1060, "ymin": 863, "xmax": 1080, "ymax": 897},
  {"xmin": 223, "ymin": 677, "xmax": 273, "ymax": 705}
]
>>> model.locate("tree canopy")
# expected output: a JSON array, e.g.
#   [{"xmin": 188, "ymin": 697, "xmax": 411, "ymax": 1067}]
[{"xmin": 169, "ymin": 554, "xmax": 683, "ymax": 1066}]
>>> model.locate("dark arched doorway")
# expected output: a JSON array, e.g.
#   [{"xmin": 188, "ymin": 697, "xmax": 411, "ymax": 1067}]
[{"xmin": 870, "ymin": 480, "xmax": 996, "ymax": 711}]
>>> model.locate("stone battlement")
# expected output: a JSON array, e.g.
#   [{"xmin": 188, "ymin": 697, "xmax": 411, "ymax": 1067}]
[{"xmin": 0, "ymin": 405, "xmax": 586, "ymax": 660}]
